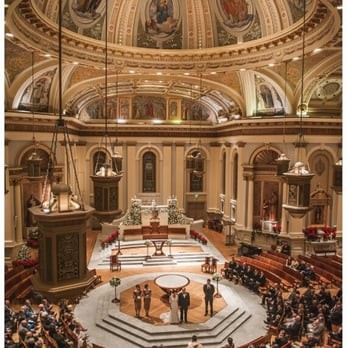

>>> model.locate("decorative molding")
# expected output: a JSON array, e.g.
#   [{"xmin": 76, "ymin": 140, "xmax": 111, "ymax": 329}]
[{"xmin": 7, "ymin": 0, "xmax": 339, "ymax": 73}]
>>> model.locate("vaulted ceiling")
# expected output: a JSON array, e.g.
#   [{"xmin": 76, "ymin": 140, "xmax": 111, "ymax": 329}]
[{"xmin": 5, "ymin": 0, "xmax": 342, "ymax": 125}]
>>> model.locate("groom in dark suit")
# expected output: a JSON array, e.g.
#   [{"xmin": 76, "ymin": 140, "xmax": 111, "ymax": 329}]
[
  {"xmin": 178, "ymin": 287, "xmax": 190, "ymax": 323},
  {"xmin": 203, "ymin": 278, "xmax": 215, "ymax": 316}
]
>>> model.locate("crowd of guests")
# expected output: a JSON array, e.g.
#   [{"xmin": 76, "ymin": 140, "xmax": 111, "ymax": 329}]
[
  {"xmin": 223, "ymin": 253, "xmax": 342, "ymax": 348},
  {"xmin": 5, "ymin": 297, "xmax": 89, "ymax": 348},
  {"xmin": 5, "ymin": 251, "xmax": 342, "ymax": 348},
  {"xmin": 223, "ymin": 256, "xmax": 267, "ymax": 292}
]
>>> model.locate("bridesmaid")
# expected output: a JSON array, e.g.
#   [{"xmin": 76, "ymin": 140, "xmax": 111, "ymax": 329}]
[
  {"xmin": 143, "ymin": 283, "xmax": 152, "ymax": 317},
  {"xmin": 133, "ymin": 284, "xmax": 142, "ymax": 318}
]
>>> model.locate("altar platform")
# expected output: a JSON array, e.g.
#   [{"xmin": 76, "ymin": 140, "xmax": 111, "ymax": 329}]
[{"xmin": 74, "ymin": 272, "xmax": 267, "ymax": 348}]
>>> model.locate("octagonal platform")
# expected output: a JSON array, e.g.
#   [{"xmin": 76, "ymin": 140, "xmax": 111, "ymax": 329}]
[{"xmin": 74, "ymin": 272, "xmax": 267, "ymax": 348}]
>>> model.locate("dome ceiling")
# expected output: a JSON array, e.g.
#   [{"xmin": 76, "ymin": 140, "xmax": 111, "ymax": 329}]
[{"xmin": 5, "ymin": 0, "xmax": 342, "ymax": 124}]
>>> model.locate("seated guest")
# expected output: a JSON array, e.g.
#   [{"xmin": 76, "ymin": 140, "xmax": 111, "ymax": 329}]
[
  {"xmin": 328, "ymin": 325, "xmax": 342, "ymax": 342},
  {"xmin": 281, "ymin": 314, "xmax": 302, "ymax": 339},
  {"xmin": 281, "ymin": 243, "xmax": 290, "ymax": 255},
  {"xmin": 307, "ymin": 315, "xmax": 326, "ymax": 340},
  {"xmin": 272, "ymin": 329, "xmax": 288, "ymax": 347}
]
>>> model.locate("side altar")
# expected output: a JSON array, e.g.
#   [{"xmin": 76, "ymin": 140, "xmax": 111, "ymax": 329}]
[{"xmin": 117, "ymin": 198, "xmax": 192, "ymax": 241}]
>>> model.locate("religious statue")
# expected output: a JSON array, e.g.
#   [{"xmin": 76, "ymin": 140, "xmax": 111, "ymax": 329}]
[{"xmin": 269, "ymin": 192, "xmax": 278, "ymax": 221}]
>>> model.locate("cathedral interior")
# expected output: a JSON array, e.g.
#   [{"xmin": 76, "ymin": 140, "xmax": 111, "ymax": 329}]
[{"xmin": 4, "ymin": 0, "xmax": 343, "ymax": 347}]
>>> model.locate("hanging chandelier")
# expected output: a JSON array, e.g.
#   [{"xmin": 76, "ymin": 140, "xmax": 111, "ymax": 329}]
[
  {"xmin": 275, "ymin": 60, "xmax": 290, "ymax": 176},
  {"xmin": 40, "ymin": 0, "xmax": 83, "ymax": 213},
  {"xmin": 282, "ymin": 1, "xmax": 314, "ymax": 219},
  {"xmin": 191, "ymin": 73, "xmax": 205, "ymax": 178},
  {"xmin": 90, "ymin": 0, "xmax": 123, "ymax": 223},
  {"xmin": 93, "ymin": 2, "xmax": 123, "ymax": 179},
  {"xmin": 27, "ymin": 51, "xmax": 42, "ymax": 178}
]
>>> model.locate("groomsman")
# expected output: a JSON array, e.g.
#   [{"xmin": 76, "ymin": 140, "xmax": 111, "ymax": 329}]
[
  {"xmin": 178, "ymin": 287, "xmax": 190, "ymax": 323},
  {"xmin": 203, "ymin": 278, "xmax": 215, "ymax": 316}
]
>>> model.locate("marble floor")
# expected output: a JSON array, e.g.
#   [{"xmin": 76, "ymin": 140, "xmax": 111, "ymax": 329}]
[{"xmin": 75, "ymin": 233, "xmax": 268, "ymax": 348}]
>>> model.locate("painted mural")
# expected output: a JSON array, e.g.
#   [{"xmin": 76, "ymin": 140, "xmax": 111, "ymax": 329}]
[
  {"xmin": 82, "ymin": 96, "xmax": 214, "ymax": 121},
  {"xmin": 256, "ymin": 80, "xmax": 283, "ymax": 116},
  {"xmin": 218, "ymin": 0, "xmax": 254, "ymax": 29},
  {"xmin": 145, "ymin": 0, "xmax": 180, "ymax": 38},
  {"xmin": 71, "ymin": 0, "xmax": 102, "ymax": 20},
  {"xmin": 133, "ymin": 96, "xmax": 166, "ymax": 120},
  {"xmin": 19, "ymin": 70, "xmax": 56, "ymax": 113},
  {"xmin": 86, "ymin": 97, "xmax": 117, "ymax": 119},
  {"xmin": 182, "ymin": 100, "xmax": 210, "ymax": 121},
  {"xmin": 66, "ymin": 0, "xmax": 104, "ymax": 39}
]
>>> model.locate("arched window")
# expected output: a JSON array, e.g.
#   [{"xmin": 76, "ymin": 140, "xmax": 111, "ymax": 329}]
[
  {"xmin": 142, "ymin": 151, "xmax": 156, "ymax": 192},
  {"xmin": 188, "ymin": 150, "xmax": 204, "ymax": 192}
]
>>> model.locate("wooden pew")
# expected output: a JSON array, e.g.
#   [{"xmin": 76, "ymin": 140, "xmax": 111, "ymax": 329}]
[
  {"xmin": 41, "ymin": 328, "xmax": 59, "ymax": 348},
  {"xmin": 332, "ymin": 255, "xmax": 342, "ymax": 264},
  {"xmin": 298, "ymin": 255, "xmax": 342, "ymax": 285},
  {"xmin": 297, "ymin": 255, "xmax": 339, "ymax": 287},
  {"xmin": 255, "ymin": 255, "xmax": 284, "ymax": 267},
  {"xmin": 237, "ymin": 332, "xmax": 273, "ymax": 348},
  {"xmin": 239, "ymin": 256, "xmax": 283, "ymax": 287},
  {"xmin": 267, "ymin": 250, "xmax": 288, "ymax": 260},
  {"xmin": 5, "ymin": 267, "xmax": 34, "ymax": 289},
  {"xmin": 62, "ymin": 319, "xmax": 79, "ymax": 347},
  {"xmin": 263, "ymin": 251, "xmax": 287, "ymax": 264},
  {"xmin": 5, "ymin": 269, "xmax": 35, "ymax": 301},
  {"xmin": 240, "ymin": 256, "xmax": 297, "ymax": 290},
  {"xmin": 14, "ymin": 277, "xmax": 33, "ymax": 302},
  {"xmin": 5, "ymin": 265, "xmax": 24, "ymax": 282},
  {"xmin": 311, "ymin": 255, "xmax": 342, "ymax": 275}
]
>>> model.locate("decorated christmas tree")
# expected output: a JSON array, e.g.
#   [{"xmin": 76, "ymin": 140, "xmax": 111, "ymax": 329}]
[
  {"xmin": 124, "ymin": 198, "xmax": 142, "ymax": 225},
  {"xmin": 167, "ymin": 197, "xmax": 185, "ymax": 224}
]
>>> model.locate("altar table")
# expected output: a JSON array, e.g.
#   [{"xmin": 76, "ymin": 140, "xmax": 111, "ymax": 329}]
[{"xmin": 154, "ymin": 274, "xmax": 190, "ymax": 295}]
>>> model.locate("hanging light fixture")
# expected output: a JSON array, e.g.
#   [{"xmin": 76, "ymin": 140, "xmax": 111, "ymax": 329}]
[
  {"xmin": 276, "ymin": 61, "xmax": 290, "ymax": 176},
  {"xmin": 111, "ymin": 68, "xmax": 123, "ymax": 176},
  {"xmin": 90, "ymin": 1, "xmax": 123, "ymax": 222},
  {"xmin": 282, "ymin": 1, "xmax": 314, "ymax": 219},
  {"xmin": 192, "ymin": 73, "xmax": 205, "ymax": 178},
  {"xmin": 27, "ymin": 51, "xmax": 42, "ymax": 178},
  {"xmin": 275, "ymin": 60, "xmax": 290, "ymax": 176},
  {"xmin": 186, "ymin": 83, "xmax": 196, "ymax": 170},
  {"xmin": 40, "ymin": 0, "xmax": 84, "ymax": 213}
]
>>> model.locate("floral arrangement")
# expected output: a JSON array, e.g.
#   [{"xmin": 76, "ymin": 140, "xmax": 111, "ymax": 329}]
[
  {"xmin": 12, "ymin": 259, "xmax": 39, "ymax": 268},
  {"xmin": 12, "ymin": 244, "xmax": 38, "ymax": 268},
  {"xmin": 303, "ymin": 226, "xmax": 336, "ymax": 241},
  {"xmin": 109, "ymin": 277, "xmax": 121, "ymax": 287},
  {"xmin": 212, "ymin": 272, "xmax": 223, "ymax": 282},
  {"xmin": 189, "ymin": 230, "xmax": 208, "ymax": 245},
  {"xmin": 101, "ymin": 230, "xmax": 120, "ymax": 249},
  {"xmin": 124, "ymin": 198, "xmax": 142, "ymax": 225},
  {"xmin": 26, "ymin": 228, "xmax": 39, "ymax": 248},
  {"xmin": 167, "ymin": 198, "xmax": 185, "ymax": 225},
  {"xmin": 272, "ymin": 224, "xmax": 281, "ymax": 234}
]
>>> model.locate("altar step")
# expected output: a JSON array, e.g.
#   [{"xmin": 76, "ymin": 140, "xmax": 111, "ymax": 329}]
[
  {"xmin": 95, "ymin": 292, "xmax": 252, "ymax": 348},
  {"xmin": 98, "ymin": 252, "xmax": 216, "ymax": 267},
  {"xmin": 142, "ymin": 256, "xmax": 177, "ymax": 266}
]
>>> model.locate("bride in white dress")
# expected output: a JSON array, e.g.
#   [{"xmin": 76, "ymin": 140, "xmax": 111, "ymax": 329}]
[{"xmin": 169, "ymin": 290, "xmax": 180, "ymax": 324}]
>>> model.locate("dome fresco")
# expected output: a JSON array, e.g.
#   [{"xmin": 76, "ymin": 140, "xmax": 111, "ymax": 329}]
[{"xmin": 5, "ymin": 0, "xmax": 341, "ymax": 123}]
